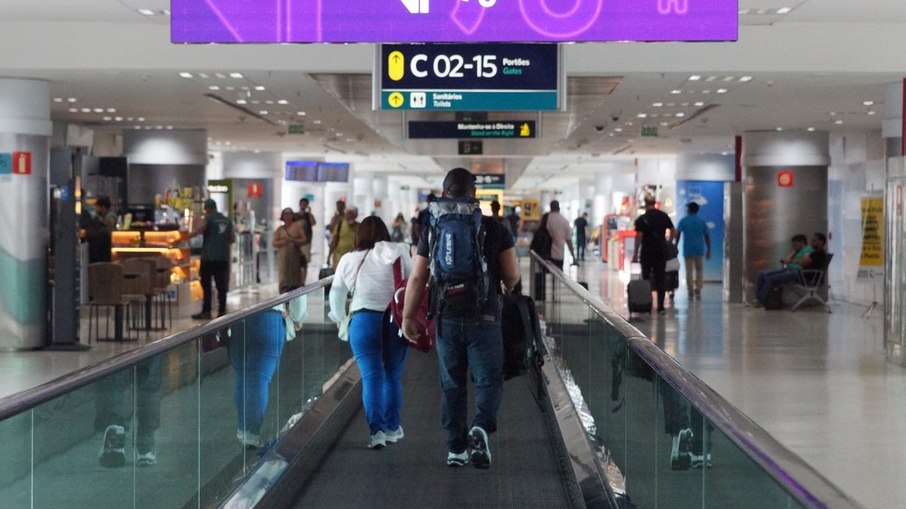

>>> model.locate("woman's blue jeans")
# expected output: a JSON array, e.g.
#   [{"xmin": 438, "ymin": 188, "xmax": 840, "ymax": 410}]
[
  {"xmin": 349, "ymin": 310, "xmax": 408, "ymax": 434},
  {"xmin": 435, "ymin": 316, "xmax": 504, "ymax": 454},
  {"xmin": 228, "ymin": 310, "xmax": 285, "ymax": 435}
]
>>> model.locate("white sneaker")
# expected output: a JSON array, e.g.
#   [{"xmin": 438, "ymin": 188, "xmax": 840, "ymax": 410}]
[
  {"xmin": 384, "ymin": 426, "xmax": 404, "ymax": 444},
  {"xmin": 468, "ymin": 426, "xmax": 491, "ymax": 469},
  {"xmin": 98, "ymin": 425, "xmax": 126, "ymax": 468},
  {"xmin": 368, "ymin": 431, "xmax": 387, "ymax": 449},
  {"xmin": 446, "ymin": 450, "xmax": 469, "ymax": 467},
  {"xmin": 237, "ymin": 430, "xmax": 262, "ymax": 448},
  {"xmin": 136, "ymin": 450, "xmax": 157, "ymax": 467}
]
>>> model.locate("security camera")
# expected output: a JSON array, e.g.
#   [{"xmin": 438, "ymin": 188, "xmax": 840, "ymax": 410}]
[
  {"xmin": 610, "ymin": 109, "xmax": 622, "ymax": 123},
  {"xmin": 594, "ymin": 125, "xmax": 606, "ymax": 132}
]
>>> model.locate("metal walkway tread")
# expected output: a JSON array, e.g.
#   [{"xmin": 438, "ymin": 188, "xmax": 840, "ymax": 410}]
[{"xmin": 289, "ymin": 347, "xmax": 574, "ymax": 508}]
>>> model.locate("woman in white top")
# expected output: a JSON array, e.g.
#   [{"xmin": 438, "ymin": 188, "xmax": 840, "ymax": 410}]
[{"xmin": 329, "ymin": 216, "xmax": 413, "ymax": 449}]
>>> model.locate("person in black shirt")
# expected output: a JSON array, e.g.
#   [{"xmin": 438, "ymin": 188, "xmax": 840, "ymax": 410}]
[
  {"xmin": 632, "ymin": 196, "xmax": 676, "ymax": 314},
  {"xmin": 402, "ymin": 168, "xmax": 519, "ymax": 470},
  {"xmin": 573, "ymin": 212, "xmax": 589, "ymax": 261}
]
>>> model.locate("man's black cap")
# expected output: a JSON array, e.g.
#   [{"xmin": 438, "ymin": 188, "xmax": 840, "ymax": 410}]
[{"xmin": 443, "ymin": 167, "xmax": 475, "ymax": 195}]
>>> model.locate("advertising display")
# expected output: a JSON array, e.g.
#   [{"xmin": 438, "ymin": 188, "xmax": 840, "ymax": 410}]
[
  {"xmin": 676, "ymin": 180, "xmax": 724, "ymax": 282},
  {"xmin": 172, "ymin": 0, "xmax": 737, "ymax": 43}
]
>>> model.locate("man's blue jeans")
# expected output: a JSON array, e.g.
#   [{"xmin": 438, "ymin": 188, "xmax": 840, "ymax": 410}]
[
  {"xmin": 435, "ymin": 316, "xmax": 504, "ymax": 454},
  {"xmin": 228, "ymin": 310, "xmax": 285, "ymax": 435},
  {"xmin": 757, "ymin": 268, "xmax": 800, "ymax": 304},
  {"xmin": 348, "ymin": 310, "xmax": 409, "ymax": 434}
]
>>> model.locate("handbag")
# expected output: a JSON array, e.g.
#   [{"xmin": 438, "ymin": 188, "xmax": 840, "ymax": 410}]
[
  {"xmin": 337, "ymin": 250, "xmax": 369, "ymax": 342},
  {"xmin": 387, "ymin": 257, "xmax": 435, "ymax": 352}
]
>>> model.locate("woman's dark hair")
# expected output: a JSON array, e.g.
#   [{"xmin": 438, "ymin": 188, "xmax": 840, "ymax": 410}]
[{"xmin": 356, "ymin": 216, "xmax": 390, "ymax": 250}]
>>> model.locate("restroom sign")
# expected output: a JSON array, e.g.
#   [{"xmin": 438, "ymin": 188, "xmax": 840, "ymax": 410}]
[
  {"xmin": 777, "ymin": 170, "xmax": 793, "ymax": 187},
  {"xmin": 12, "ymin": 152, "xmax": 31, "ymax": 175}
]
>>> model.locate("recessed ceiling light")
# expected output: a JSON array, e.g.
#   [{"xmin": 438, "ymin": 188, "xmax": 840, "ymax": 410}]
[
  {"xmin": 81, "ymin": 108, "xmax": 91, "ymax": 113},
  {"xmin": 278, "ymin": 99, "xmax": 289, "ymax": 105},
  {"xmin": 106, "ymin": 108, "xmax": 116, "ymax": 113},
  {"xmin": 717, "ymin": 88, "xmax": 728, "ymax": 94},
  {"xmin": 259, "ymin": 110, "xmax": 268, "ymax": 115},
  {"xmin": 675, "ymin": 113, "xmax": 685, "ymax": 117},
  {"xmin": 162, "ymin": 9, "xmax": 171, "ymax": 16},
  {"xmin": 230, "ymin": 72, "xmax": 244, "ymax": 79},
  {"xmin": 738, "ymin": 9, "xmax": 750, "ymax": 15},
  {"xmin": 225, "ymin": 86, "xmax": 235, "ymax": 91},
  {"xmin": 138, "ymin": 117, "xmax": 145, "ymax": 121},
  {"xmin": 138, "ymin": 9, "xmax": 155, "ymax": 16},
  {"xmin": 251, "ymin": 100, "xmax": 260, "ymax": 104},
  {"xmin": 830, "ymin": 111, "xmax": 837, "ymax": 116},
  {"xmin": 652, "ymin": 102, "xmax": 663, "ymax": 107},
  {"xmin": 155, "ymin": 125, "xmax": 163, "ymax": 129},
  {"xmin": 722, "ymin": 76, "xmax": 734, "ymax": 82},
  {"xmin": 776, "ymin": 127, "xmax": 783, "ymax": 131},
  {"xmin": 694, "ymin": 101, "xmax": 705, "ymax": 107},
  {"xmin": 236, "ymin": 99, "xmax": 247, "ymax": 105},
  {"xmin": 863, "ymin": 100, "xmax": 875, "ymax": 106},
  {"xmin": 739, "ymin": 76, "xmax": 753, "ymax": 82},
  {"xmin": 615, "ymin": 127, "xmax": 623, "ymax": 132},
  {"xmin": 637, "ymin": 113, "xmax": 647, "ymax": 118},
  {"xmin": 53, "ymin": 97, "xmax": 63, "ymax": 103},
  {"xmin": 297, "ymin": 111, "xmax": 306, "ymax": 116},
  {"xmin": 313, "ymin": 119, "xmax": 322, "ymax": 124},
  {"xmin": 93, "ymin": 108, "xmax": 104, "ymax": 113},
  {"xmin": 807, "ymin": 127, "xmax": 816, "ymax": 131},
  {"xmin": 702, "ymin": 89, "xmax": 711, "ymax": 94},
  {"xmin": 705, "ymin": 76, "xmax": 717, "ymax": 82},
  {"xmin": 868, "ymin": 110, "xmax": 877, "ymax": 116},
  {"xmin": 209, "ymin": 85, "xmax": 220, "ymax": 90},
  {"xmin": 689, "ymin": 75, "xmax": 701, "ymax": 81},
  {"xmin": 166, "ymin": 126, "xmax": 174, "ymax": 130},
  {"xmin": 68, "ymin": 108, "xmax": 78, "ymax": 113},
  {"xmin": 179, "ymin": 72, "xmax": 193, "ymax": 79},
  {"xmin": 834, "ymin": 119, "xmax": 844, "ymax": 125},
  {"xmin": 215, "ymin": 73, "xmax": 227, "ymax": 79},
  {"xmin": 671, "ymin": 89, "xmax": 681, "ymax": 94},
  {"xmin": 197, "ymin": 73, "xmax": 209, "ymax": 79},
  {"xmin": 67, "ymin": 97, "xmax": 77, "ymax": 103},
  {"xmin": 777, "ymin": 7, "xmax": 792, "ymax": 14},
  {"xmin": 115, "ymin": 116, "xmax": 123, "ymax": 121},
  {"xmin": 254, "ymin": 85, "xmax": 266, "ymax": 91},
  {"xmin": 265, "ymin": 100, "xmax": 274, "ymax": 105}
]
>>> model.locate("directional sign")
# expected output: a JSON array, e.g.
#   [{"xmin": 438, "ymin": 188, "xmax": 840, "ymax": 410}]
[
  {"xmin": 409, "ymin": 120, "xmax": 535, "ymax": 139},
  {"xmin": 380, "ymin": 43, "xmax": 558, "ymax": 111},
  {"xmin": 171, "ymin": 0, "xmax": 737, "ymax": 43}
]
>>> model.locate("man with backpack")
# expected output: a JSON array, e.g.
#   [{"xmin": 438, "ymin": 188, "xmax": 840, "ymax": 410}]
[{"xmin": 402, "ymin": 167, "xmax": 520, "ymax": 470}]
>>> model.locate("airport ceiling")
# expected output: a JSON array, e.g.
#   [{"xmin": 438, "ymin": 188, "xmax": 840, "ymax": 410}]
[{"xmin": 2, "ymin": 0, "xmax": 906, "ymax": 190}]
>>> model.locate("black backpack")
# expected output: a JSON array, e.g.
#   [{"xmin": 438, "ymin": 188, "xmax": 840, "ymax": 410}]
[
  {"xmin": 529, "ymin": 213, "xmax": 552, "ymax": 259},
  {"xmin": 427, "ymin": 197, "xmax": 489, "ymax": 316}
]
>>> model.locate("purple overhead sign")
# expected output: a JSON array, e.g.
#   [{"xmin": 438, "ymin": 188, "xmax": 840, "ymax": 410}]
[{"xmin": 171, "ymin": 0, "xmax": 738, "ymax": 43}]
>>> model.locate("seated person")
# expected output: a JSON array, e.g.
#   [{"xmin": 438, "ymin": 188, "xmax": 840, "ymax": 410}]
[{"xmin": 755, "ymin": 233, "xmax": 819, "ymax": 306}]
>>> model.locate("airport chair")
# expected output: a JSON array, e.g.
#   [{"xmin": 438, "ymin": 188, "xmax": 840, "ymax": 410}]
[{"xmin": 791, "ymin": 253, "xmax": 834, "ymax": 313}]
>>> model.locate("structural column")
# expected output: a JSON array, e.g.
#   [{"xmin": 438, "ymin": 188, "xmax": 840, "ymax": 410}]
[
  {"xmin": 0, "ymin": 79, "xmax": 52, "ymax": 349},
  {"xmin": 742, "ymin": 131, "xmax": 829, "ymax": 303}
]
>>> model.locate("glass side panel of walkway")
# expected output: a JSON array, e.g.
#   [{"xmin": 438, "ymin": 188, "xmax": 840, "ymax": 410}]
[{"xmin": 0, "ymin": 256, "xmax": 865, "ymax": 508}]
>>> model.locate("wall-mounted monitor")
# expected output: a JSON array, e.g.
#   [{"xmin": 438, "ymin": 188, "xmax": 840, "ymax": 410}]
[{"xmin": 285, "ymin": 160, "xmax": 350, "ymax": 182}]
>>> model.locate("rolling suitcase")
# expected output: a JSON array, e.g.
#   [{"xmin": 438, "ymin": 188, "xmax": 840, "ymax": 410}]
[{"xmin": 627, "ymin": 279, "xmax": 653, "ymax": 314}]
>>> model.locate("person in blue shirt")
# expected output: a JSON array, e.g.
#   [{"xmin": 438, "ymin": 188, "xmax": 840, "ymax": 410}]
[{"xmin": 674, "ymin": 202, "xmax": 711, "ymax": 300}]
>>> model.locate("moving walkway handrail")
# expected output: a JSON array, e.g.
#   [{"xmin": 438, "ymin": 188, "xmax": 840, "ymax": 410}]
[
  {"xmin": 0, "ymin": 277, "xmax": 333, "ymax": 423},
  {"xmin": 530, "ymin": 251, "xmax": 865, "ymax": 509}
]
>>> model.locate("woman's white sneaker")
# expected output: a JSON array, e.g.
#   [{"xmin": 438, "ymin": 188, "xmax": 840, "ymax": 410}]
[
  {"xmin": 368, "ymin": 431, "xmax": 387, "ymax": 449},
  {"xmin": 384, "ymin": 426, "xmax": 404, "ymax": 444}
]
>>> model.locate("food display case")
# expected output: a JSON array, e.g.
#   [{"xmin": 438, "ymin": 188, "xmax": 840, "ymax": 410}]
[{"xmin": 111, "ymin": 229, "xmax": 202, "ymax": 316}]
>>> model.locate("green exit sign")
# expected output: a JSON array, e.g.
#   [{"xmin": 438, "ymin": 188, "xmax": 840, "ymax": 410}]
[
  {"xmin": 288, "ymin": 124, "xmax": 305, "ymax": 135},
  {"xmin": 641, "ymin": 126, "xmax": 658, "ymax": 137}
]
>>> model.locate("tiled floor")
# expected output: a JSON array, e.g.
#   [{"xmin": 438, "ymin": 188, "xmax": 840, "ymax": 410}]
[
  {"xmin": 2, "ymin": 260, "xmax": 902, "ymax": 508},
  {"xmin": 574, "ymin": 260, "xmax": 900, "ymax": 509}
]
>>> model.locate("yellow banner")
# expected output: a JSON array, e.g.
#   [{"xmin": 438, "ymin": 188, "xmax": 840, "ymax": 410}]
[{"xmin": 858, "ymin": 196, "xmax": 883, "ymax": 278}]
